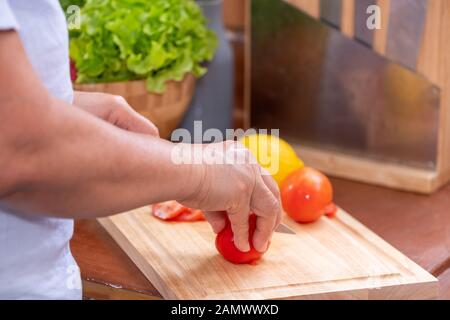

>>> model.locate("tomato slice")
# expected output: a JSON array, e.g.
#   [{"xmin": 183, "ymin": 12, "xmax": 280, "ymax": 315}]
[
  {"xmin": 151, "ymin": 201, "xmax": 205, "ymax": 222},
  {"xmin": 152, "ymin": 201, "xmax": 188, "ymax": 221},
  {"xmin": 176, "ymin": 209, "xmax": 206, "ymax": 222}
]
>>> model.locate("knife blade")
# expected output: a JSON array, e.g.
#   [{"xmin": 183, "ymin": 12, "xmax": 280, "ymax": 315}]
[{"xmin": 275, "ymin": 223, "xmax": 296, "ymax": 235}]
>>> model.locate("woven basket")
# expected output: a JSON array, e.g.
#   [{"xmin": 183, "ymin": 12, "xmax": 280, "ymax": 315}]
[{"xmin": 74, "ymin": 74, "xmax": 196, "ymax": 139}]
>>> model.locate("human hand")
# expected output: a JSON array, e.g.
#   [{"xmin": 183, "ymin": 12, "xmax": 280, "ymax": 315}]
[
  {"xmin": 178, "ymin": 141, "xmax": 282, "ymax": 253},
  {"xmin": 73, "ymin": 91, "xmax": 159, "ymax": 136}
]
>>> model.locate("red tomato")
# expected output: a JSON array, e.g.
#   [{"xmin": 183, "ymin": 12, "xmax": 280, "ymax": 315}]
[
  {"xmin": 152, "ymin": 201, "xmax": 188, "ymax": 221},
  {"xmin": 215, "ymin": 214, "xmax": 265, "ymax": 264},
  {"xmin": 70, "ymin": 60, "xmax": 77, "ymax": 83},
  {"xmin": 281, "ymin": 167, "xmax": 335, "ymax": 223},
  {"xmin": 152, "ymin": 201, "xmax": 206, "ymax": 222},
  {"xmin": 176, "ymin": 209, "xmax": 206, "ymax": 222},
  {"xmin": 322, "ymin": 203, "xmax": 338, "ymax": 218}
]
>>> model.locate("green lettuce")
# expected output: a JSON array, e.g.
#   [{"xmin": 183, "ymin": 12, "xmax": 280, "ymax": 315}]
[{"xmin": 69, "ymin": 0, "xmax": 218, "ymax": 93}]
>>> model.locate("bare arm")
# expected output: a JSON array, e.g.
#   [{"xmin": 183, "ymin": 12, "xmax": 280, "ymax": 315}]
[
  {"xmin": 0, "ymin": 30, "xmax": 195, "ymax": 218},
  {"xmin": 0, "ymin": 30, "xmax": 281, "ymax": 252}
]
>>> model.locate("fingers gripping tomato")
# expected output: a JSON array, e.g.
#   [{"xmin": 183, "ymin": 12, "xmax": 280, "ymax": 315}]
[
  {"xmin": 281, "ymin": 167, "xmax": 337, "ymax": 223},
  {"xmin": 215, "ymin": 214, "xmax": 265, "ymax": 264}
]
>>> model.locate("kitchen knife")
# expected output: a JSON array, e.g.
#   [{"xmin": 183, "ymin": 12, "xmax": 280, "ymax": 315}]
[{"xmin": 275, "ymin": 223, "xmax": 296, "ymax": 235}]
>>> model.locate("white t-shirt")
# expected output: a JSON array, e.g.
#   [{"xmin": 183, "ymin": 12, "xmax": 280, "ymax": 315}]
[{"xmin": 0, "ymin": 0, "xmax": 82, "ymax": 299}]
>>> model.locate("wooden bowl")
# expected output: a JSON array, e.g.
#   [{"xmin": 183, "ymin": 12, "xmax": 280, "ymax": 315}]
[{"xmin": 74, "ymin": 74, "xmax": 196, "ymax": 139}]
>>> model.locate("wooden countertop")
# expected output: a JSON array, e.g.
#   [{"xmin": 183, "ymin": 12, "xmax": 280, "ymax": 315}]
[{"xmin": 71, "ymin": 178, "xmax": 450, "ymax": 299}]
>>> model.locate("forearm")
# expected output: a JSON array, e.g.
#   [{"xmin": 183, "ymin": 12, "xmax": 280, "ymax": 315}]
[
  {"xmin": 1, "ymin": 96, "xmax": 200, "ymax": 218},
  {"xmin": 0, "ymin": 30, "xmax": 200, "ymax": 218},
  {"xmin": 0, "ymin": 30, "xmax": 281, "ymax": 250}
]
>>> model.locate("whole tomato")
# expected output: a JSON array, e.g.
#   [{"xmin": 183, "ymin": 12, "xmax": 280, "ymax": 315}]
[
  {"xmin": 281, "ymin": 167, "xmax": 336, "ymax": 223},
  {"xmin": 215, "ymin": 214, "xmax": 265, "ymax": 264}
]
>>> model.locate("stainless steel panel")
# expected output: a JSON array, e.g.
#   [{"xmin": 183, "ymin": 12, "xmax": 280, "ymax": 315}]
[
  {"xmin": 251, "ymin": 0, "xmax": 440, "ymax": 169},
  {"xmin": 386, "ymin": 0, "xmax": 428, "ymax": 70}
]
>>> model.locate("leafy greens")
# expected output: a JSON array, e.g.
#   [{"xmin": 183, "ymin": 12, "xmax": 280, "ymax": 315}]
[{"xmin": 69, "ymin": 0, "xmax": 217, "ymax": 93}]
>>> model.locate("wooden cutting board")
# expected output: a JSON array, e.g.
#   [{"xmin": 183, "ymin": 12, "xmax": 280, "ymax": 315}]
[{"xmin": 99, "ymin": 207, "xmax": 437, "ymax": 300}]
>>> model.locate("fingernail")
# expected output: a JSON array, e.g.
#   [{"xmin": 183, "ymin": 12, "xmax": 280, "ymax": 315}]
[
  {"xmin": 212, "ymin": 224, "xmax": 224, "ymax": 234},
  {"xmin": 235, "ymin": 238, "xmax": 250, "ymax": 252},
  {"xmin": 216, "ymin": 221, "xmax": 227, "ymax": 233},
  {"xmin": 211, "ymin": 225, "xmax": 220, "ymax": 234},
  {"xmin": 256, "ymin": 240, "xmax": 269, "ymax": 253}
]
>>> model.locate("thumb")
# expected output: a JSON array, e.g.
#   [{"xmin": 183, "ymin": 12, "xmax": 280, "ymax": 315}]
[
  {"xmin": 125, "ymin": 112, "xmax": 160, "ymax": 136},
  {"xmin": 113, "ymin": 97, "xmax": 160, "ymax": 136},
  {"xmin": 204, "ymin": 211, "xmax": 227, "ymax": 234}
]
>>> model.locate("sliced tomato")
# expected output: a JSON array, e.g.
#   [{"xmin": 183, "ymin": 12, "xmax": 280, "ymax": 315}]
[
  {"xmin": 152, "ymin": 201, "xmax": 188, "ymax": 221},
  {"xmin": 151, "ymin": 201, "xmax": 205, "ymax": 222},
  {"xmin": 176, "ymin": 209, "xmax": 206, "ymax": 222}
]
